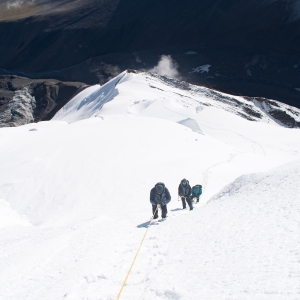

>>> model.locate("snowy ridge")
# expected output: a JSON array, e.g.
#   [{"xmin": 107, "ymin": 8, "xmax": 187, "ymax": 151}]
[
  {"xmin": 150, "ymin": 73, "xmax": 300, "ymax": 127},
  {"xmin": 54, "ymin": 71, "xmax": 300, "ymax": 128},
  {"xmin": 210, "ymin": 160, "xmax": 300, "ymax": 204},
  {"xmin": 1, "ymin": 70, "xmax": 300, "ymax": 299},
  {"xmin": 54, "ymin": 72, "xmax": 126, "ymax": 123}
]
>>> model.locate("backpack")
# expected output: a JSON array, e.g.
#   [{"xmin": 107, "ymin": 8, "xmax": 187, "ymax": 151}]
[{"xmin": 192, "ymin": 185, "xmax": 202, "ymax": 197}]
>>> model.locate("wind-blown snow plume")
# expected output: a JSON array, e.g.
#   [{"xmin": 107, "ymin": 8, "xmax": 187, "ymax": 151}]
[{"xmin": 149, "ymin": 55, "xmax": 181, "ymax": 79}]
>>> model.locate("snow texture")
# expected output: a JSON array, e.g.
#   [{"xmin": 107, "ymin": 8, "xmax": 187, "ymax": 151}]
[
  {"xmin": 0, "ymin": 199, "xmax": 31, "ymax": 227},
  {"xmin": 1, "ymin": 71, "xmax": 300, "ymax": 300}
]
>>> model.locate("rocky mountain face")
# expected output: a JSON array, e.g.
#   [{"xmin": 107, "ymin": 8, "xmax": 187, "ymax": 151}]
[
  {"xmin": 0, "ymin": 75, "xmax": 86, "ymax": 127},
  {"xmin": 0, "ymin": 0, "xmax": 300, "ymax": 126}
]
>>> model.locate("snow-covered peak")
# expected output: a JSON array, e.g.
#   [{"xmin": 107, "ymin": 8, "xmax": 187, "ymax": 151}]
[{"xmin": 53, "ymin": 70, "xmax": 300, "ymax": 129}]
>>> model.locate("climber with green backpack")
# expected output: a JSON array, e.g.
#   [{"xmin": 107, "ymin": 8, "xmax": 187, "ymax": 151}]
[{"xmin": 191, "ymin": 184, "xmax": 202, "ymax": 203}]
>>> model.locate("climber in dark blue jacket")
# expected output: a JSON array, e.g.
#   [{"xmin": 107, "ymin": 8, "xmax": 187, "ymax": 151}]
[
  {"xmin": 178, "ymin": 178, "xmax": 193, "ymax": 210},
  {"xmin": 150, "ymin": 182, "xmax": 171, "ymax": 219}
]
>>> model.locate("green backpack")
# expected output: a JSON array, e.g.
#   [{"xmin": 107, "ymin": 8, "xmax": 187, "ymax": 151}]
[{"xmin": 192, "ymin": 185, "xmax": 202, "ymax": 197}]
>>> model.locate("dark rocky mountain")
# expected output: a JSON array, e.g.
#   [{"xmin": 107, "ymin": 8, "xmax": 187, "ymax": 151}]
[
  {"xmin": 0, "ymin": 0, "xmax": 300, "ymax": 125},
  {"xmin": 0, "ymin": 75, "xmax": 86, "ymax": 127}
]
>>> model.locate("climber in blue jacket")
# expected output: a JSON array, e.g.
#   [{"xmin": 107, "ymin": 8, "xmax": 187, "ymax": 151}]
[{"xmin": 150, "ymin": 182, "xmax": 171, "ymax": 220}]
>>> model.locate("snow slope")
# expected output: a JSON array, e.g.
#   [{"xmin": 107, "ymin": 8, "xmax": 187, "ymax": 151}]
[
  {"xmin": 1, "ymin": 71, "xmax": 300, "ymax": 300},
  {"xmin": 53, "ymin": 71, "xmax": 300, "ymax": 128}
]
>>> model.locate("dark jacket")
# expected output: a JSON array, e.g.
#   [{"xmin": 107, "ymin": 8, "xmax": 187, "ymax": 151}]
[
  {"xmin": 178, "ymin": 179, "xmax": 191, "ymax": 198},
  {"xmin": 150, "ymin": 182, "xmax": 171, "ymax": 206},
  {"xmin": 192, "ymin": 185, "xmax": 202, "ymax": 197}
]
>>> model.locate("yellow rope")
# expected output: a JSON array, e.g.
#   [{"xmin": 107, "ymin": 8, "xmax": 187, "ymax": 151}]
[{"xmin": 116, "ymin": 205, "xmax": 159, "ymax": 300}]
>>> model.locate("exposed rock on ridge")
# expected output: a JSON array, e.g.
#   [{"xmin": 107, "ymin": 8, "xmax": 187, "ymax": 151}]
[
  {"xmin": 0, "ymin": 75, "xmax": 86, "ymax": 127},
  {"xmin": 0, "ymin": 87, "xmax": 35, "ymax": 127},
  {"xmin": 149, "ymin": 73, "xmax": 300, "ymax": 128}
]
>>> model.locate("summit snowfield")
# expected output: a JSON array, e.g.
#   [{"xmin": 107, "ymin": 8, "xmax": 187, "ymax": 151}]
[{"xmin": 1, "ymin": 71, "xmax": 300, "ymax": 300}]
